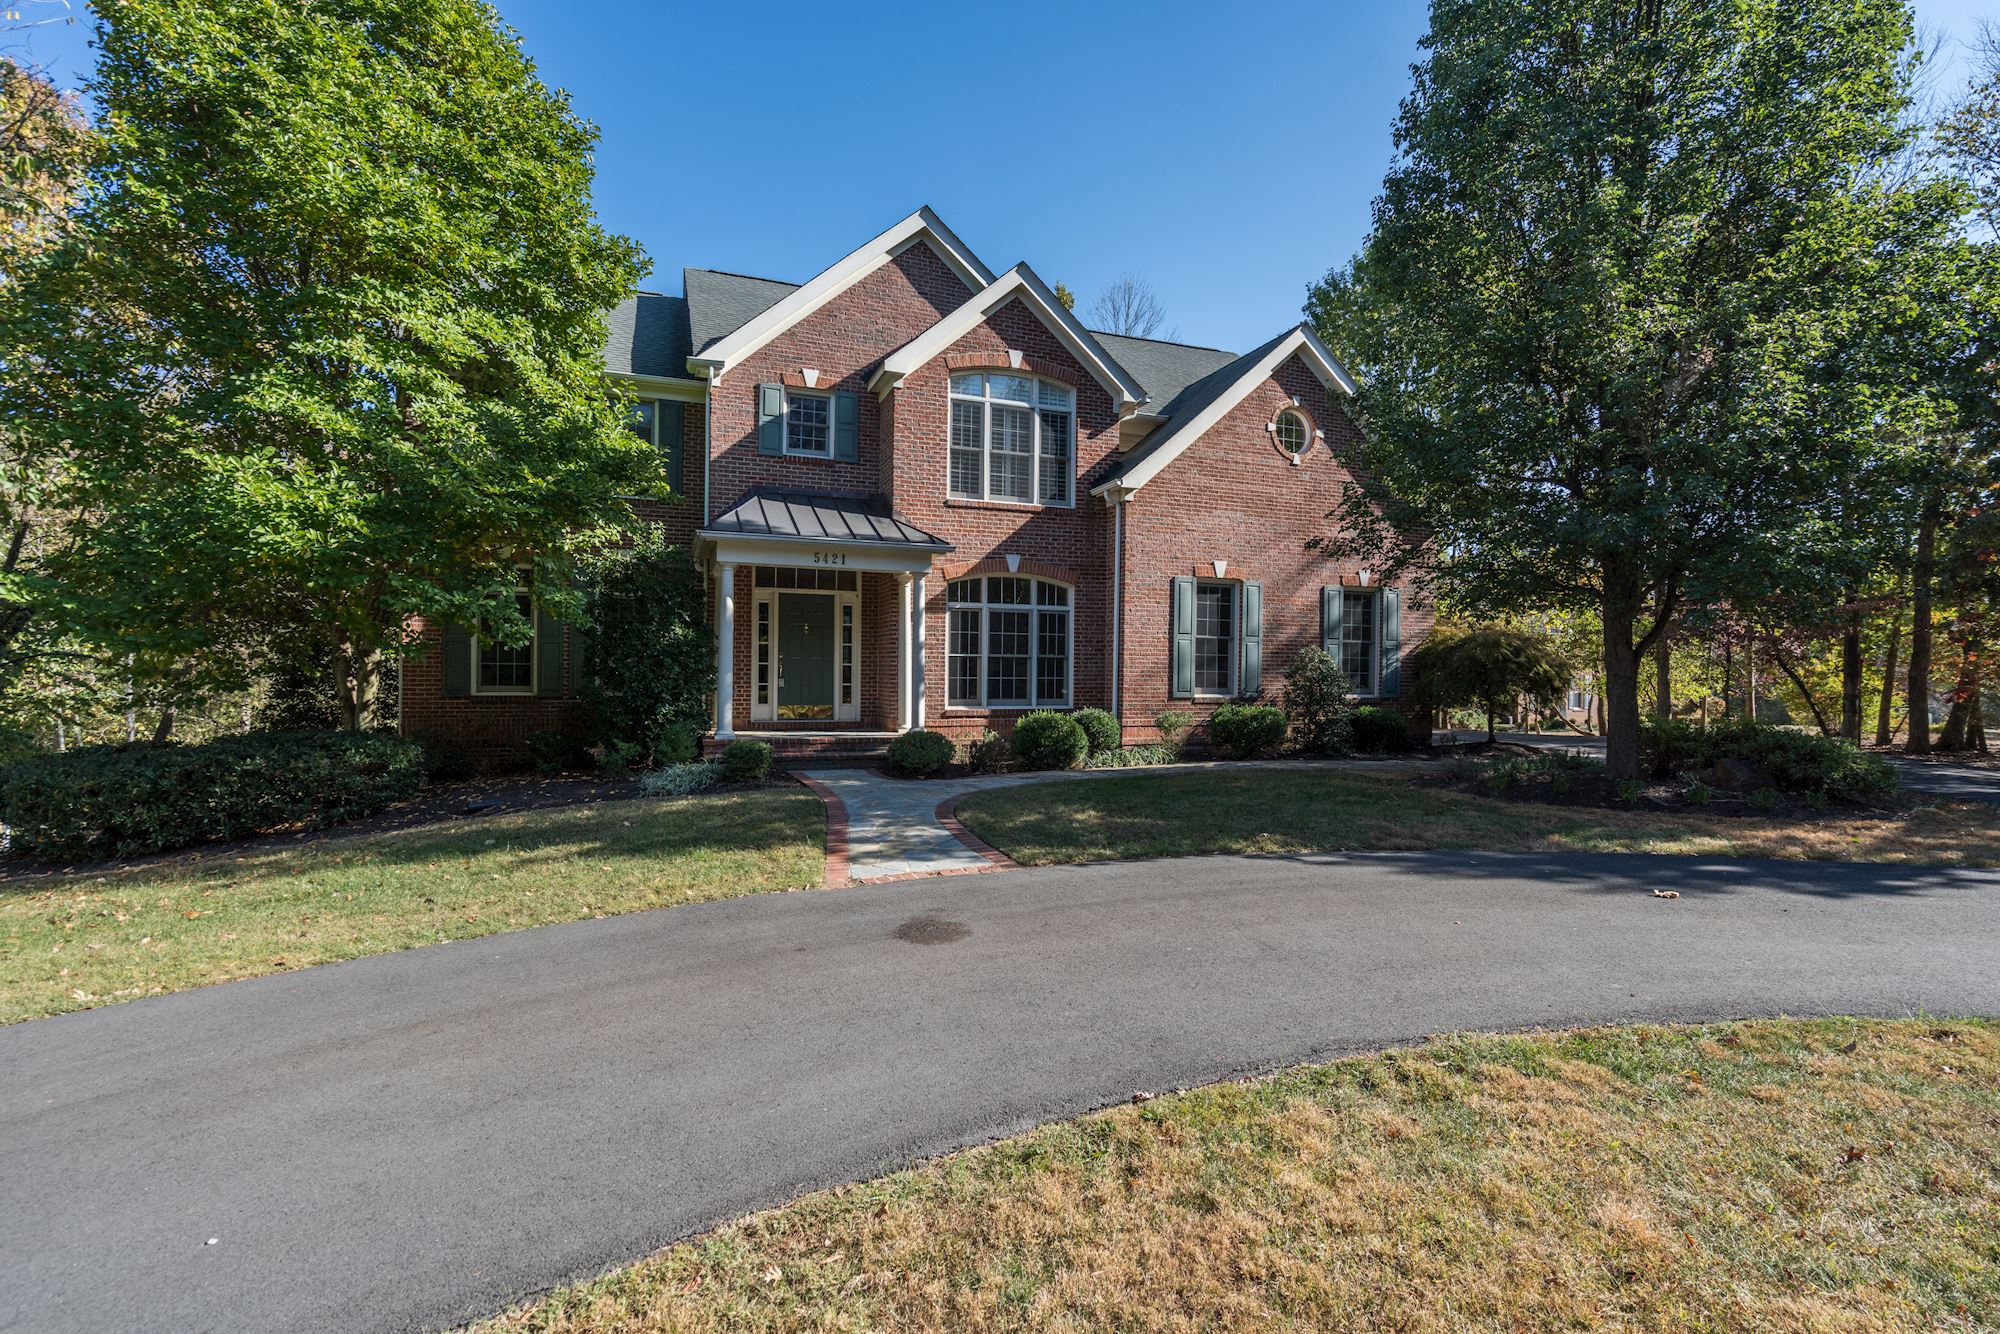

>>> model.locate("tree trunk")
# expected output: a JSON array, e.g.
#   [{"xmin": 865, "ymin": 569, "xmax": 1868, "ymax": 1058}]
[
  {"xmin": 1485, "ymin": 703, "xmax": 1496, "ymax": 743},
  {"xmin": 1840, "ymin": 592, "xmax": 1863, "ymax": 742},
  {"xmin": 1768, "ymin": 640, "xmax": 1834, "ymax": 737},
  {"xmin": 1746, "ymin": 639, "xmax": 1758, "ymax": 722},
  {"xmin": 1938, "ymin": 638, "xmax": 1980, "ymax": 752},
  {"xmin": 1601, "ymin": 587, "xmax": 1645, "ymax": 780},
  {"xmin": 151, "ymin": 706, "xmax": 175, "ymax": 745},
  {"xmin": 1905, "ymin": 495, "xmax": 1938, "ymax": 754},
  {"xmin": 1654, "ymin": 635, "xmax": 1672, "ymax": 721},
  {"xmin": 1874, "ymin": 611, "xmax": 1902, "ymax": 746},
  {"xmin": 333, "ymin": 636, "xmax": 381, "ymax": 732}
]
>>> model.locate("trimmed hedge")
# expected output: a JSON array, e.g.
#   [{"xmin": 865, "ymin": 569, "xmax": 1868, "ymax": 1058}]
[
  {"xmin": 887, "ymin": 729, "xmax": 954, "ymax": 776},
  {"xmin": 1209, "ymin": 703, "xmax": 1288, "ymax": 759},
  {"xmin": 718, "ymin": 739, "xmax": 773, "ymax": 782},
  {"xmin": 1640, "ymin": 718, "xmax": 1896, "ymax": 802},
  {"xmin": 1351, "ymin": 705, "xmax": 1413, "ymax": 753},
  {"xmin": 1, "ymin": 730, "xmax": 427, "ymax": 860},
  {"xmin": 1071, "ymin": 708, "xmax": 1121, "ymax": 756},
  {"xmin": 1013, "ymin": 711, "xmax": 1088, "ymax": 770}
]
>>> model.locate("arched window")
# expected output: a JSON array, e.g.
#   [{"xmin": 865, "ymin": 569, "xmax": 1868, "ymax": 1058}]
[
  {"xmin": 948, "ymin": 373, "xmax": 1074, "ymax": 506},
  {"xmin": 946, "ymin": 576, "xmax": 1071, "ymax": 708}
]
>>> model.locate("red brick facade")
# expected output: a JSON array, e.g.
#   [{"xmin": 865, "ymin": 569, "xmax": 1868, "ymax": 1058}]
[{"xmin": 400, "ymin": 223, "xmax": 1429, "ymax": 764}]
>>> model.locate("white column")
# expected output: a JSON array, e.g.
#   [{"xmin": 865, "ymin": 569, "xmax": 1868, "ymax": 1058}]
[
  {"xmin": 715, "ymin": 561, "xmax": 737, "ymax": 740},
  {"xmin": 895, "ymin": 572, "xmax": 914, "ymax": 732},
  {"xmin": 912, "ymin": 572, "xmax": 928, "ymax": 728}
]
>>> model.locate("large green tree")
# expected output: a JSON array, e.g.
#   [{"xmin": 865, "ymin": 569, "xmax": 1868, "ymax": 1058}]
[
  {"xmin": 1309, "ymin": 0, "xmax": 1976, "ymax": 777},
  {"xmin": 5, "ymin": 0, "xmax": 663, "ymax": 729}
]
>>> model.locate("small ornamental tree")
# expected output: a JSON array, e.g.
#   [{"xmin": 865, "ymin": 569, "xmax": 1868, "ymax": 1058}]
[
  {"xmin": 572, "ymin": 530, "xmax": 711, "ymax": 765},
  {"xmin": 8, "ymin": 0, "xmax": 664, "ymax": 730},
  {"xmin": 1408, "ymin": 625, "xmax": 1574, "ymax": 742}
]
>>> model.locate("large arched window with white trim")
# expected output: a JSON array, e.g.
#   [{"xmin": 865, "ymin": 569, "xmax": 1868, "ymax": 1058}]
[
  {"xmin": 948, "ymin": 373, "xmax": 1074, "ymax": 506},
  {"xmin": 946, "ymin": 576, "xmax": 1071, "ymax": 708}
]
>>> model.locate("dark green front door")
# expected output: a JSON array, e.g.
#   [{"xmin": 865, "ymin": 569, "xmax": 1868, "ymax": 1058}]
[{"xmin": 778, "ymin": 594, "xmax": 836, "ymax": 719}]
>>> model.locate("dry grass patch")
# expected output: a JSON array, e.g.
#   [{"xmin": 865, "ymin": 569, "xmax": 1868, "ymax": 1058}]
[
  {"xmin": 482, "ymin": 1018, "xmax": 2000, "ymax": 1332},
  {"xmin": 953, "ymin": 769, "xmax": 2000, "ymax": 869},
  {"xmin": 0, "ymin": 788, "xmax": 823, "ymax": 1025}
]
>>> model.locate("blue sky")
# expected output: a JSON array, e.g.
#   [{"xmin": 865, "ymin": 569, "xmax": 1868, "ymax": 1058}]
[{"xmin": 12, "ymin": 0, "xmax": 1995, "ymax": 353}]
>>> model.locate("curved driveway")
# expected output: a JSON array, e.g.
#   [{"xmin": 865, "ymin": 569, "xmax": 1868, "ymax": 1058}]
[{"xmin": 4, "ymin": 850, "xmax": 1998, "ymax": 1333}]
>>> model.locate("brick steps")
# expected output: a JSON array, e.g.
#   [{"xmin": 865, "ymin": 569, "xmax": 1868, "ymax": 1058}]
[{"xmin": 704, "ymin": 730, "xmax": 897, "ymax": 767}]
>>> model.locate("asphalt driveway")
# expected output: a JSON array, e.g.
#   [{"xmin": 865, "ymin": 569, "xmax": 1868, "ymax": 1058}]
[{"xmin": 4, "ymin": 850, "xmax": 1997, "ymax": 1333}]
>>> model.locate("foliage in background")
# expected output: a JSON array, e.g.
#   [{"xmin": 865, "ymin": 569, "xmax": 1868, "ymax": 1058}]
[
  {"xmin": 1281, "ymin": 647, "xmax": 1356, "ymax": 755},
  {"xmin": 4, "ymin": 0, "xmax": 663, "ymax": 732},
  {"xmin": 1310, "ymin": 0, "xmax": 1984, "ymax": 777},
  {"xmin": 1407, "ymin": 624, "xmax": 1573, "ymax": 741},
  {"xmin": 573, "ymin": 531, "xmax": 710, "ymax": 767},
  {"xmin": 0, "ymin": 729, "xmax": 425, "ymax": 860}
]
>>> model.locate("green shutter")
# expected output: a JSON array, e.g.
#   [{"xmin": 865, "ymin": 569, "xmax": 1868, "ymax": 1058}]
[
  {"xmin": 660, "ymin": 400, "xmax": 685, "ymax": 492},
  {"xmin": 1380, "ymin": 588, "xmax": 1402, "ymax": 698},
  {"xmin": 757, "ymin": 383, "xmax": 785, "ymax": 455},
  {"xmin": 1322, "ymin": 586, "xmax": 1342, "ymax": 656},
  {"xmin": 1241, "ymin": 581, "xmax": 1263, "ymax": 697},
  {"xmin": 441, "ymin": 622, "xmax": 471, "ymax": 698},
  {"xmin": 566, "ymin": 624, "xmax": 590, "ymax": 695},
  {"xmin": 1170, "ymin": 576, "xmax": 1195, "ymax": 699},
  {"xmin": 535, "ymin": 605, "xmax": 563, "ymax": 697},
  {"xmin": 833, "ymin": 391, "xmax": 858, "ymax": 461}
]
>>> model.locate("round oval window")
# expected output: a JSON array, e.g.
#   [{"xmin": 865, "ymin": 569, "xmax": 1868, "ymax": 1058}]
[{"xmin": 1274, "ymin": 410, "xmax": 1310, "ymax": 456}]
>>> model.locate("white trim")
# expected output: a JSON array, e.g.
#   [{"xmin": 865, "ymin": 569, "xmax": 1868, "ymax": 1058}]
[
  {"xmin": 1090, "ymin": 325, "xmax": 1357, "ymax": 497},
  {"xmin": 699, "ymin": 534, "xmax": 943, "ymax": 572},
  {"xmin": 1191, "ymin": 579, "xmax": 1240, "ymax": 699},
  {"xmin": 942, "ymin": 575, "xmax": 1074, "ymax": 711},
  {"xmin": 715, "ymin": 562, "xmax": 737, "ymax": 739},
  {"xmin": 945, "ymin": 371, "xmax": 1076, "ymax": 507},
  {"xmin": 688, "ymin": 208, "xmax": 993, "ymax": 380},
  {"xmin": 780, "ymin": 386, "xmax": 835, "ymax": 458},
  {"xmin": 606, "ymin": 371, "xmax": 706, "ymax": 401},
  {"xmin": 868, "ymin": 264, "xmax": 1144, "ymax": 410}
]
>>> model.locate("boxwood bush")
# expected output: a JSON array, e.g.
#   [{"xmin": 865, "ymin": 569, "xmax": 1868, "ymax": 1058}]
[
  {"xmin": 1640, "ymin": 718, "xmax": 1896, "ymax": 802},
  {"xmin": 1350, "ymin": 705, "xmax": 1414, "ymax": 753},
  {"xmin": 886, "ymin": 728, "xmax": 954, "ymax": 776},
  {"xmin": 1012, "ymin": 710, "xmax": 1088, "ymax": 770},
  {"xmin": 717, "ymin": 739, "xmax": 773, "ymax": 783},
  {"xmin": 1, "ymin": 730, "xmax": 427, "ymax": 861},
  {"xmin": 1208, "ymin": 703, "xmax": 1288, "ymax": 759},
  {"xmin": 1070, "ymin": 707, "xmax": 1121, "ymax": 756}
]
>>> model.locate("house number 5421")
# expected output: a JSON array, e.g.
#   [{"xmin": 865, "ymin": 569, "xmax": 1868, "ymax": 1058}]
[{"xmin": 812, "ymin": 552, "xmax": 848, "ymax": 566}]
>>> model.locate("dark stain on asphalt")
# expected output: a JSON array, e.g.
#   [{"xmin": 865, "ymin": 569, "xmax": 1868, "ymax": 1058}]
[{"xmin": 893, "ymin": 916, "xmax": 971, "ymax": 946}]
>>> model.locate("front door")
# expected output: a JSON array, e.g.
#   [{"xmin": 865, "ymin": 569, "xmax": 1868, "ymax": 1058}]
[{"xmin": 778, "ymin": 594, "xmax": 836, "ymax": 719}]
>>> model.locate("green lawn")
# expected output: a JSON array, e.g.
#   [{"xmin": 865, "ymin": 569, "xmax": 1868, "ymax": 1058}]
[
  {"xmin": 0, "ymin": 787, "xmax": 823, "ymax": 1025},
  {"xmin": 485, "ymin": 1018, "xmax": 2000, "ymax": 1332},
  {"xmin": 955, "ymin": 768, "xmax": 2000, "ymax": 868}
]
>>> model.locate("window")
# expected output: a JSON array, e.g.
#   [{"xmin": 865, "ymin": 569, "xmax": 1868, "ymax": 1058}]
[
  {"xmin": 946, "ymin": 576, "xmax": 1071, "ymax": 708},
  {"xmin": 786, "ymin": 391, "xmax": 831, "ymax": 456},
  {"xmin": 948, "ymin": 373, "xmax": 1074, "ymax": 506},
  {"xmin": 1568, "ymin": 683, "xmax": 1589, "ymax": 712},
  {"xmin": 1194, "ymin": 582, "xmax": 1237, "ymax": 694},
  {"xmin": 627, "ymin": 400, "xmax": 657, "ymax": 448},
  {"xmin": 1341, "ymin": 589, "xmax": 1377, "ymax": 695},
  {"xmin": 476, "ymin": 588, "xmax": 536, "ymax": 695},
  {"xmin": 1274, "ymin": 409, "xmax": 1310, "ymax": 457},
  {"xmin": 625, "ymin": 397, "xmax": 685, "ymax": 489}
]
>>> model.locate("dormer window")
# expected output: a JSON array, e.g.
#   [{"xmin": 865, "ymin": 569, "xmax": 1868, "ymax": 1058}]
[{"xmin": 948, "ymin": 373, "xmax": 1074, "ymax": 507}]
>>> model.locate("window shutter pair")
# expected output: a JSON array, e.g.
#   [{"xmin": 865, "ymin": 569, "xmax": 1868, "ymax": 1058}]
[
  {"xmin": 1169, "ymin": 577, "xmax": 1263, "ymax": 698},
  {"xmin": 755, "ymin": 383, "xmax": 858, "ymax": 461},
  {"xmin": 1320, "ymin": 586, "xmax": 1402, "ymax": 698}
]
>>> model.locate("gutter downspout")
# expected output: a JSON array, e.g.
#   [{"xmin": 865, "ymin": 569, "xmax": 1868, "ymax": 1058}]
[{"xmin": 1110, "ymin": 490, "xmax": 1125, "ymax": 720}]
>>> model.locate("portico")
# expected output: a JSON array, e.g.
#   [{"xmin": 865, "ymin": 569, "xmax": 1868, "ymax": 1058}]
[{"xmin": 696, "ymin": 489, "xmax": 951, "ymax": 741}]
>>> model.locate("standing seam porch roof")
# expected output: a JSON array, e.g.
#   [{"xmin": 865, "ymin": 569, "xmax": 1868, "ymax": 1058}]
[{"xmin": 698, "ymin": 489, "xmax": 954, "ymax": 552}]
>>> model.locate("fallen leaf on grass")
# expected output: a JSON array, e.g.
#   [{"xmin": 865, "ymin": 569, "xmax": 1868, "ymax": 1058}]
[{"xmin": 1652, "ymin": 889, "xmax": 1679, "ymax": 899}]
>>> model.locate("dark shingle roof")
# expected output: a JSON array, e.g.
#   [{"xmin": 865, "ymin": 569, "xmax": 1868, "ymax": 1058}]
[
  {"xmin": 1105, "ymin": 327, "xmax": 1300, "ymax": 486},
  {"xmin": 1093, "ymin": 332, "xmax": 1238, "ymax": 414},
  {"xmin": 700, "ymin": 488, "xmax": 953, "ymax": 551},
  {"xmin": 684, "ymin": 268, "xmax": 800, "ymax": 355},
  {"xmin": 601, "ymin": 292, "xmax": 691, "ymax": 379}
]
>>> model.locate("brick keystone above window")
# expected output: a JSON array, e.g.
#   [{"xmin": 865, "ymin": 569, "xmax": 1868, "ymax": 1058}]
[
  {"xmin": 944, "ymin": 352, "xmax": 1077, "ymax": 387},
  {"xmin": 939, "ymin": 555, "xmax": 1080, "ymax": 584}
]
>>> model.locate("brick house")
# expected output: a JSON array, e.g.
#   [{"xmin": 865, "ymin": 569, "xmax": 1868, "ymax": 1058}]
[{"xmin": 399, "ymin": 208, "xmax": 1430, "ymax": 762}]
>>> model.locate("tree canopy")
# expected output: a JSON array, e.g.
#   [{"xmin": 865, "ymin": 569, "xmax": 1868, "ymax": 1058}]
[
  {"xmin": 1309, "ymin": 0, "xmax": 1984, "ymax": 776},
  {"xmin": 4, "ymin": 0, "xmax": 664, "ymax": 728}
]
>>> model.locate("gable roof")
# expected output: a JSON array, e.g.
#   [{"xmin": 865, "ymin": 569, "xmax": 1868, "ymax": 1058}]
[
  {"xmin": 869, "ymin": 264, "xmax": 1145, "ymax": 408},
  {"xmin": 1094, "ymin": 324, "xmax": 1358, "ymax": 496},
  {"xmin": 602, "ymin": 292, "xmax": 691, "ymax": 380},
  {"xmin": 687, "ymin": 207, "xmax": 993, "ymax": 380},
  {"xmin": 1095, "ymin": 332, "xmax": 1238, "ymax": 416},
  {"xmin": 684, "ymin": 268, "xmax": 797, "ymax": 355}
]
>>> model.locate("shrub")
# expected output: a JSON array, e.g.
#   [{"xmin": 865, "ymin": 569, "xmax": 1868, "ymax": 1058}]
[
  {"xmin": 1208, "ymin": 703, "xmax": 1288, "ymax": 759},
  {"xmin": 1012, "ymin": 710, "xmax": 1088, "ymax": 770},
  {"xmin": 887, "ymin": 729, "xmax": 954, "ymax": 776},
  {"xmin": 412, "ymin": 732, "xmax": 476, "ymax": 783},
  {"xmin": 597, "ymin": 738, "xmax": 645, "ymax": 777},
  {"xmin": 1407, "ymin": 624, "xmax": 1574, "ymax": 741},
  {"xmin": 0, "ymin": 730, "xmax": 426, "ymax": 860},
  {"xmin": 640, "ymin": 761, "xmax": 719, "ymax": 797},
  {"xmin": 573, "ymin": 532, "xmax": 713, "ymax": 765},
  {"xmin": 525, "ymin": 729, "xmax": 593, "ymax": 775},
  {"xmin": 1282, "ymin": 648, "xmax": 1354, "ymax": 755},
  {"xmin": 1640, "ymin": 718, "xmax": 1895, "ymax": 802},
  {"xmin": 717, "ymin": 739, "xmax": 772, "ymax": 783},
  {"xmin": 966, "ymin": 729, "xmax": 1011, "ymax": 773},
  {"xmin": 1070, "ymin": 708, "xmax": 1121, "ymax": 755},
  {"xmin": 1085, "ymin": 744, "xmax": 1179, "ymax": 769},
  {"xmin": 1154, "ymin": 710, "xmax": 1194, "ymax": 757},
  {"xmin": 653, "ymin": 722, "xmax": 698, "ymax": 767},
  {"xmin": 1351, "ymin": 705, "xmax": 1413, "ymax": 753}
]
